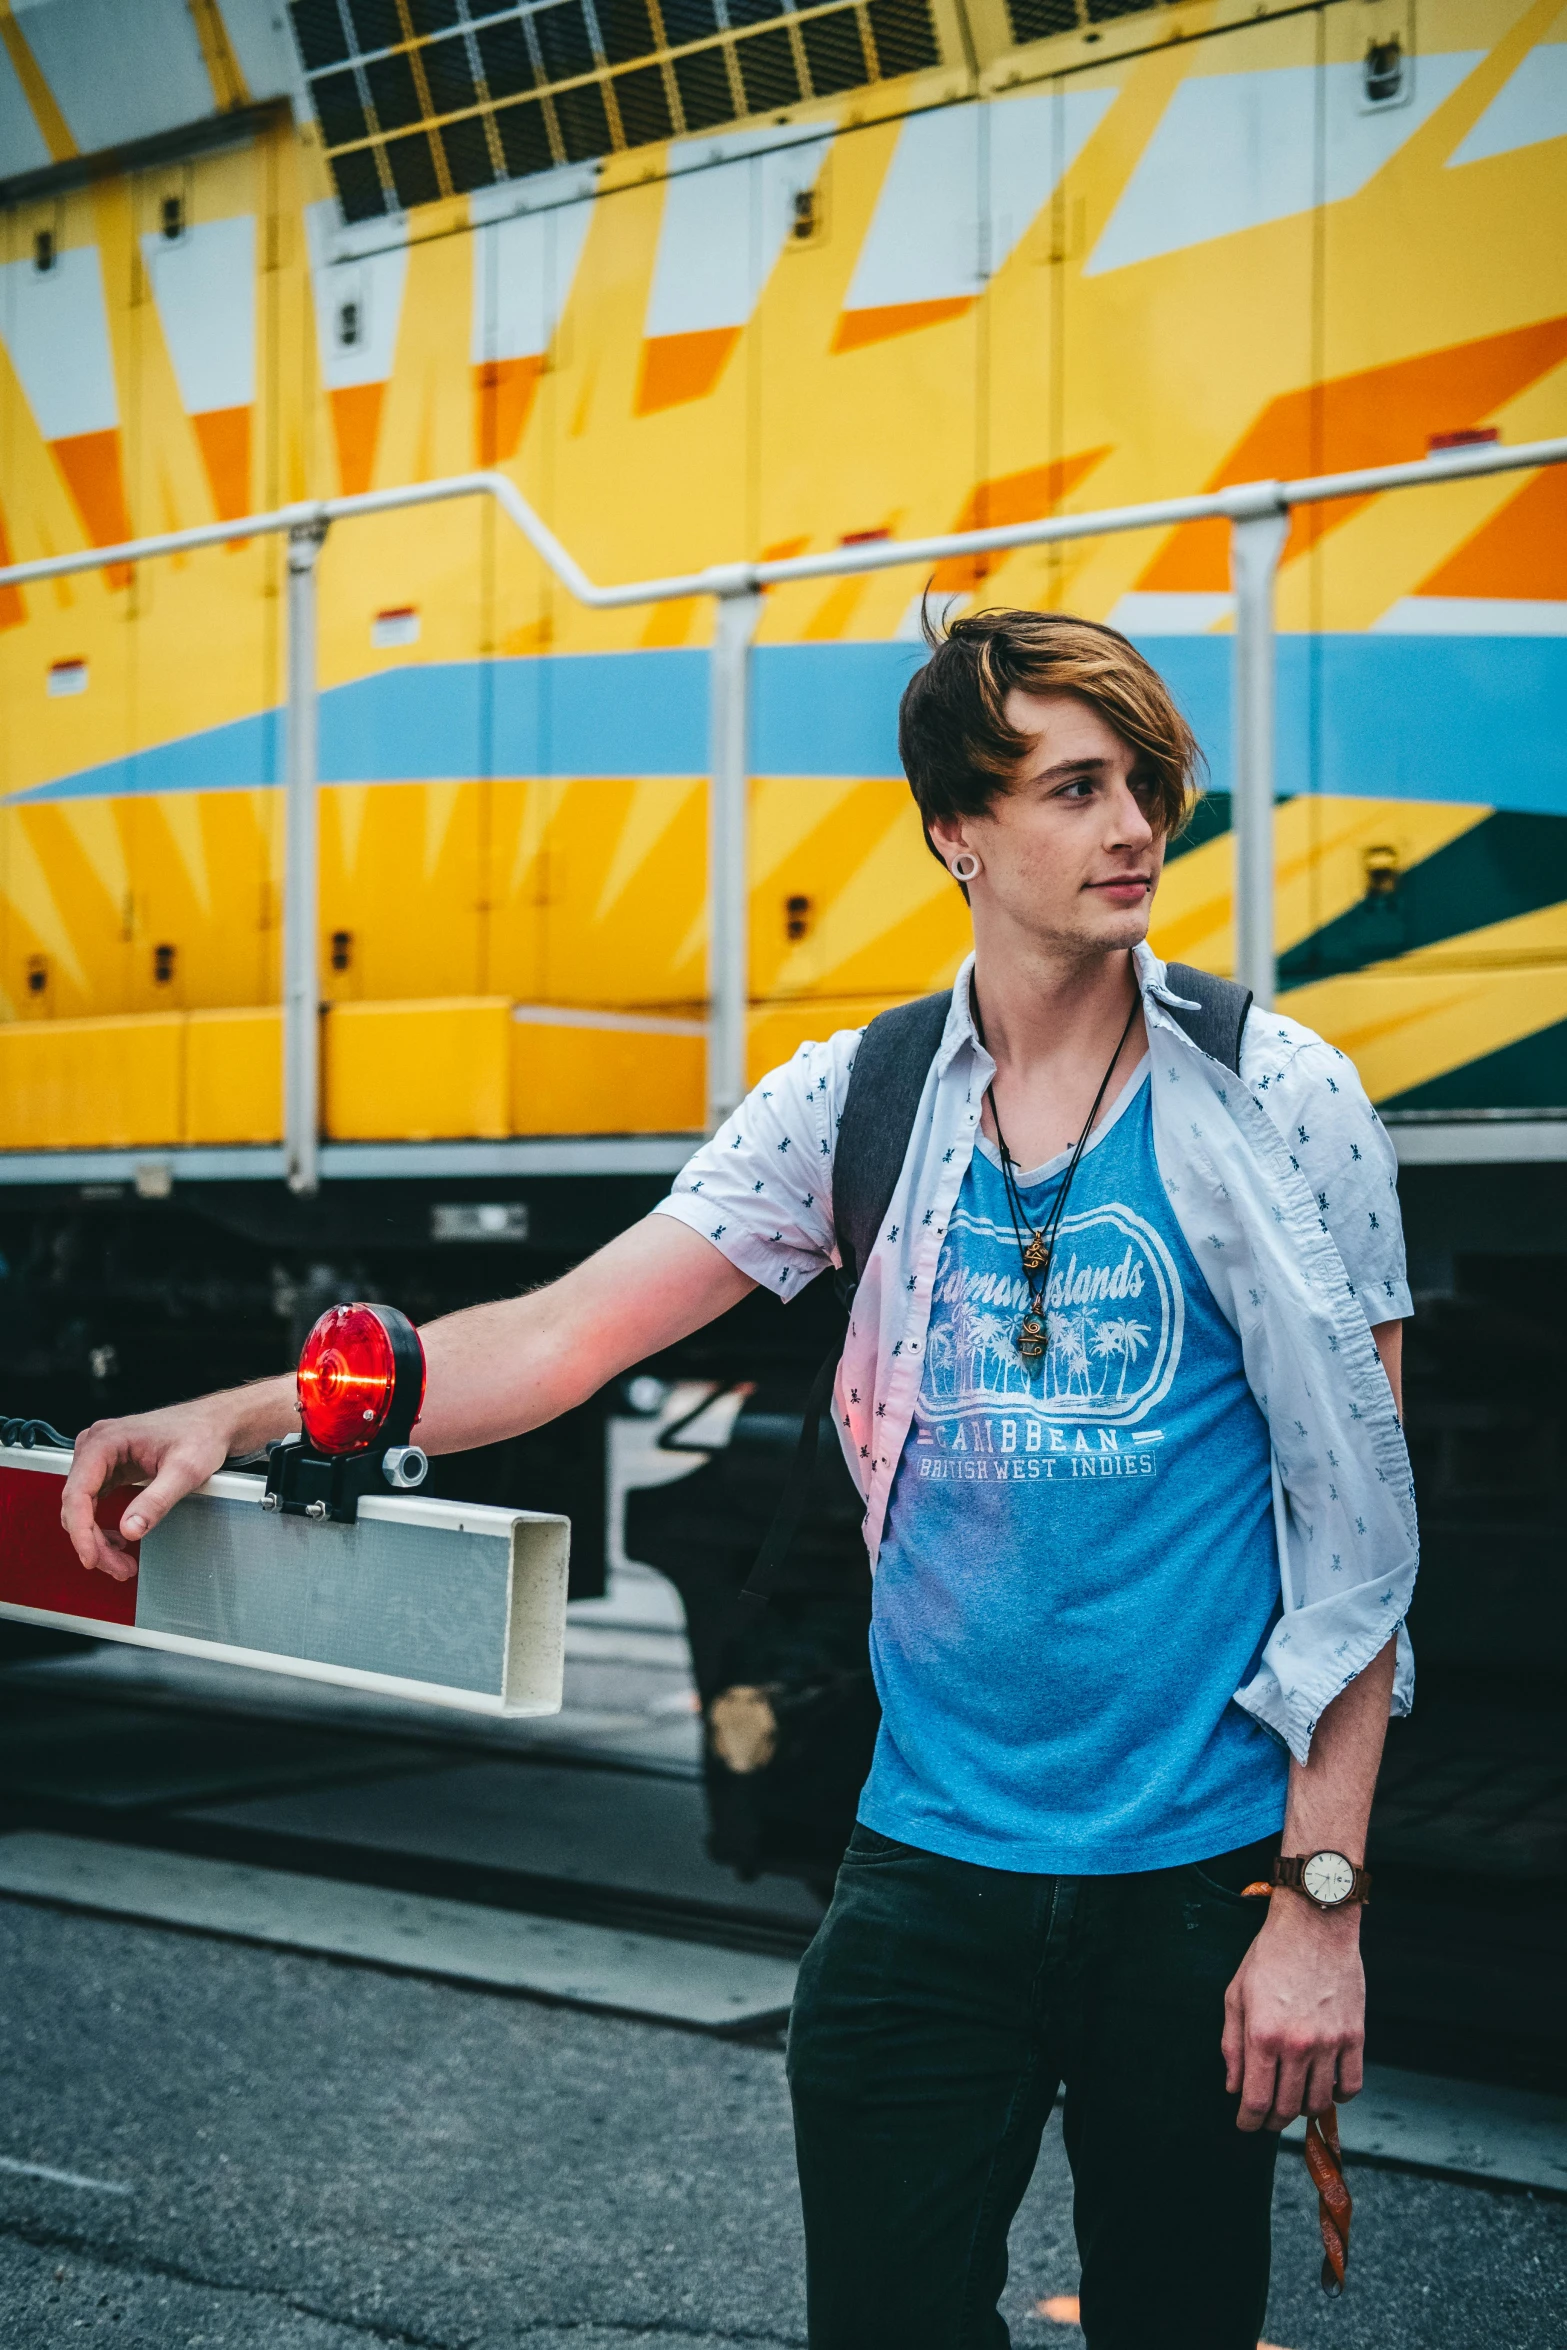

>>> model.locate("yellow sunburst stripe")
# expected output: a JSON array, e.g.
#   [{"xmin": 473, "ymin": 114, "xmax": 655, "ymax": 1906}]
[
  {"xmin": 769, "ymin": 807, "xmax": 960, "ymax": 998},
  {"xmin": 1285, "ymin": 959, "xmax": 1567, "ymax": 1103},
  {"xmin": 0, "ymin": 821, "xmax": 90, "ymax": 997},
  {"xmin": 1370, "ymin": 896, "xmax": 1567, "ymax": 974},
  {"xmin": 751, "ymin": 779, "xmax": 877, "ymax": 895},
  {"xmin": 1284, "ymin": 897, "xmax": 1567, "ymax": 1099},
  {"xmin": 1147, "ymin": 799, "xmax": 1491, "ymax": 975},
  {"xmin": 156, "ymin": 794, "xmax": 214, "ymax": 919},
  {"xmin": 313, "ymin": 778, "xmax": 712, "ymax": 1008},
  {"xmin": 186, "ymin": 0, "xmax": 250, "ymax": 114},
  {"xmin": 3, "ymin": 808, "xmax": 119, "ymax": 1011},
  {"xmin": 0, "ymin": 0, "xmax": 74, "ymax": 160},
  {"xmin": 594, "ymin": 776, "xmax": 705, "ymax": 926},
  {"xmin": 55, "ymin": 802, "xmax": 131, "ymax": 913}
]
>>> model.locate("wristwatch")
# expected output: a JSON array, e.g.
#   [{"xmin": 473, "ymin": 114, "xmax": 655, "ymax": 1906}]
[{"xmin": 1273, "ymin": 1851, "xmax": 1372, "ymax": 1910}]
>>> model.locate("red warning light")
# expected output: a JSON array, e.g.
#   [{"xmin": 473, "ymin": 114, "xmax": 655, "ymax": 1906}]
[{"xmin": 297, "ymin": 1305, "xmax": 425, "ymax": 1455}]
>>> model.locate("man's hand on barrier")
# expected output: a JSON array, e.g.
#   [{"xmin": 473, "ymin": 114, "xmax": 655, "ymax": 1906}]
[
  {"xmin": 62, "ymin": 1380, "xmax": 296, "ymax": 1579},
  {"xmin": 60, "ymin": 1213, "xmax": 755, "ymax": 1582},
  {"xmin": 1223, "ymin": 1894, "xmax": 1365, "ymax": 2131}
]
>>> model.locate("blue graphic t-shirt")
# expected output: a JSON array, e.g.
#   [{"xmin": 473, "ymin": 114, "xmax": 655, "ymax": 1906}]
[{"xmin": 859, "ymin": 1061, "xmax": 1289, "ymax": 1874}]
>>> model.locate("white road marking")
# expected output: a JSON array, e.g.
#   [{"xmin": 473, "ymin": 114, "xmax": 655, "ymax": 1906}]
[{"xmin": 0, "ymin": 2153, "xmax": 131, "ymax": 2196}]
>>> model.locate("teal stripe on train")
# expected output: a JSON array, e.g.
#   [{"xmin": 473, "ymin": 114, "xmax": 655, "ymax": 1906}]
[
  {"xmin": 1279, "ymin": 813, "xmax": 1567, "ymax": 986},
  {"xmin": 6, "ymin": 637, "xmax": 1566, "ymax": 817}
]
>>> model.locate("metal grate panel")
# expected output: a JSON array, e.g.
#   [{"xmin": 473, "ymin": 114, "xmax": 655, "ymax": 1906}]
[
  {"xmin": 1004, "ymin": 0, "xmax": 1158, "ymax": 35},
  {"xmin": 290, "ymin": 0, "xmax": 942, "ymax": 220}
]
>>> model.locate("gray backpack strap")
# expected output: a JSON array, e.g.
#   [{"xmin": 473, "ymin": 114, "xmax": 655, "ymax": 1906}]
[
  {"xmin": 830, "ymin": 990, "xmax": 952, "ymax": 1298},
  {"xmin": 740, "ymin": 989, "xmax": 948, "ymax": 1613},
  {"xmin": 1161, "ymin": 962, "xmax": 1252, "ymax": 1075}
]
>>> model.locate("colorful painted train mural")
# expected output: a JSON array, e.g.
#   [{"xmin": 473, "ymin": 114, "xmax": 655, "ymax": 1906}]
[
  {"xmin": 1, "ymin": 9, "xmax": 1564, "ymax": 2048},
  {"xmin": 1, "ymin": 0, "xmax": 1564, "ymax": 1160}
]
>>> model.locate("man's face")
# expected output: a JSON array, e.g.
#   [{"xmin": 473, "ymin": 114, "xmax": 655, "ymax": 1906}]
[{"xmin": 928, "ymin": 688, "xmax": 1165, "ymax": 959}]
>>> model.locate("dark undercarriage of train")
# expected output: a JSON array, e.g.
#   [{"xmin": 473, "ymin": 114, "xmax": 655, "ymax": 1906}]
[{"xmin": 2, "ymin": 1153, "xmax": 1563, "ymax": 2092}]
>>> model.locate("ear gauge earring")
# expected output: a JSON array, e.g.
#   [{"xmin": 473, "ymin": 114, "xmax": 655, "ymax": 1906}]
[{"xmin": 951, "ymin": 852, "xmax": 981, "ymax": 883}]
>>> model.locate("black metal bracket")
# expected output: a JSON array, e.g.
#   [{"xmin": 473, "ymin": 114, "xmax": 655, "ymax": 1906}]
[{"xmin": 262, "ymin": 1435, "xmax": 426, "ymax": 1524}]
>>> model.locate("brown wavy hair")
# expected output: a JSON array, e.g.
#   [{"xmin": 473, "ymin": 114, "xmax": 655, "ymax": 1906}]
[{"xmin": 898, "ymin": 606, "xmax": 1202, "ymax": 865}]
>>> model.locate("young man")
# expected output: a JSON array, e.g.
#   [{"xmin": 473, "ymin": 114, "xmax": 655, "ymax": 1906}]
[{"xmin": 63, "ymin": 612, "xmax": 1416, "ymax": 2350}]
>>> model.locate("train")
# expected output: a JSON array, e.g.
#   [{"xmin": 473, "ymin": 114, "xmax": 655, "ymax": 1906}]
[{"xmin": 0, "ymin": 0, "xmax": 1563, "ymax": 2070}]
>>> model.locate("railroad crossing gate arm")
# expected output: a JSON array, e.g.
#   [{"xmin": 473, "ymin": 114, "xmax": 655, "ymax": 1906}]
[{"xmin": 0, "ymin": 1445, "xmax": 569, "ymax": 1719}]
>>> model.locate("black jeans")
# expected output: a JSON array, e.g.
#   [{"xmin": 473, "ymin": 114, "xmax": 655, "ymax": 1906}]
[{"xmin": 786, "ymin": 1825, "xmax": 1281, "ymax": 2350}]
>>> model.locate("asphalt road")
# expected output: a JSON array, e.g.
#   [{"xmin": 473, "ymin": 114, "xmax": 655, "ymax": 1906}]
[{"xmin": 0, "ymin": 1899, "xmax": 1561, "ymax": 2350}]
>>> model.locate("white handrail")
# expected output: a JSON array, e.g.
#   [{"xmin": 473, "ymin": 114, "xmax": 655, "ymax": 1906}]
[
  {"xmin": 3, "ymin": 434, "xmax": 1563, "ymax": 1185},
  {"xmin": 1, "ymin": 436, "xmax": 1562, "ymax": 599}
]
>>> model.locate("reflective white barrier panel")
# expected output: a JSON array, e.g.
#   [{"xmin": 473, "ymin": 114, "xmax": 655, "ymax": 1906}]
[{"xmin": 0, "ymin": 1446, "xmax": 568, "ymax": 1718}]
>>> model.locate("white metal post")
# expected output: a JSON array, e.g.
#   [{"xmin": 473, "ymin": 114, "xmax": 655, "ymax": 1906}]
[
  {"xmin": 1227, "ymin": 496, "xmax": 1290, "ymax": 1012},
  {"xmin": 706, "ymin": 586, "xmax": 762, "ymax": 1132},
  {"xmin": 284, "ymin": 522, "xmax": 327, "ymax": 1195}
]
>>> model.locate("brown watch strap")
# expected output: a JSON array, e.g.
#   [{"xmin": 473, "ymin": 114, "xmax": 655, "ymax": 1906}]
[{"xmin": 1273, "ymin": 1853, "xmax": 1372, "ymax": 1908}]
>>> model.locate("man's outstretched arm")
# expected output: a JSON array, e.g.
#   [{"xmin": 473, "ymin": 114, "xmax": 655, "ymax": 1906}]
[{"xmin": 60, "ymin": 1216, "xmax": 756, "ymax": 1580}]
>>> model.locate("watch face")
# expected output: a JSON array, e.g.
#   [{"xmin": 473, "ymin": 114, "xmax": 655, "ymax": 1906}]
[{"xmin": 1302, "ymin": 1850, "xmax": 1356, "ymax": 1906}]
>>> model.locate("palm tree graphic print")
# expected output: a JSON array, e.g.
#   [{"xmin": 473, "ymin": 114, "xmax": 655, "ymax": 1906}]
[
  {"xmin": 1090, "ymin": 1317, "xmax": 1153, "ymax": 1398},
  {"xmin": 919, "ymin": 1201, "xmax": 1185, "ymax": 1427}
]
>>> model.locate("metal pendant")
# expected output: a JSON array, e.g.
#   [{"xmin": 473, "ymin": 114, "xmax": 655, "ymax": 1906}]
[
  {"xmin": 1022, "ymin": 1233, "xmax": 1049, "ymax": 1275},
  {"xmin": 1017, "ymin": 1313, "xmax": 1047, "ymax": 1360}
]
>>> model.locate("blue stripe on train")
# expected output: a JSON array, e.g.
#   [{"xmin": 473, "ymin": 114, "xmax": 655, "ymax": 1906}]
[{"xmin": 7, "ymin": 636, "xmax": 1566, "ymax": 816}]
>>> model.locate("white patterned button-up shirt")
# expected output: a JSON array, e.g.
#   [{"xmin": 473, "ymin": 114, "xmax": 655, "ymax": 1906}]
[{"xmin": 654, "ymin": 943, "xmax": 1417, "ymax": 1764}]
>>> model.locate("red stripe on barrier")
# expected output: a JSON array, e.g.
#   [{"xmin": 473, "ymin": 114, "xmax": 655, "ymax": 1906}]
[{"xmin": 0, "ymin": 1464, "xmax": 140, "ymax": 1626}]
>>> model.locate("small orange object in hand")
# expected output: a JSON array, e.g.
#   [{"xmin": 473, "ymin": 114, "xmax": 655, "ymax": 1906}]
[
  {"xmin": 1303, "ymin": 2104, "xmax": 1353, "ymax": 2294},
  {"xmin": 1237, "ymin": 1881, "xmax": 1353, "ymax": 2296}
]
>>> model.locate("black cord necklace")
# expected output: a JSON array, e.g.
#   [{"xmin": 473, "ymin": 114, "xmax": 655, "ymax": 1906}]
[{"xmin": 985, "ymin": 993, "xmax": 1141, "ymax": 1366}]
